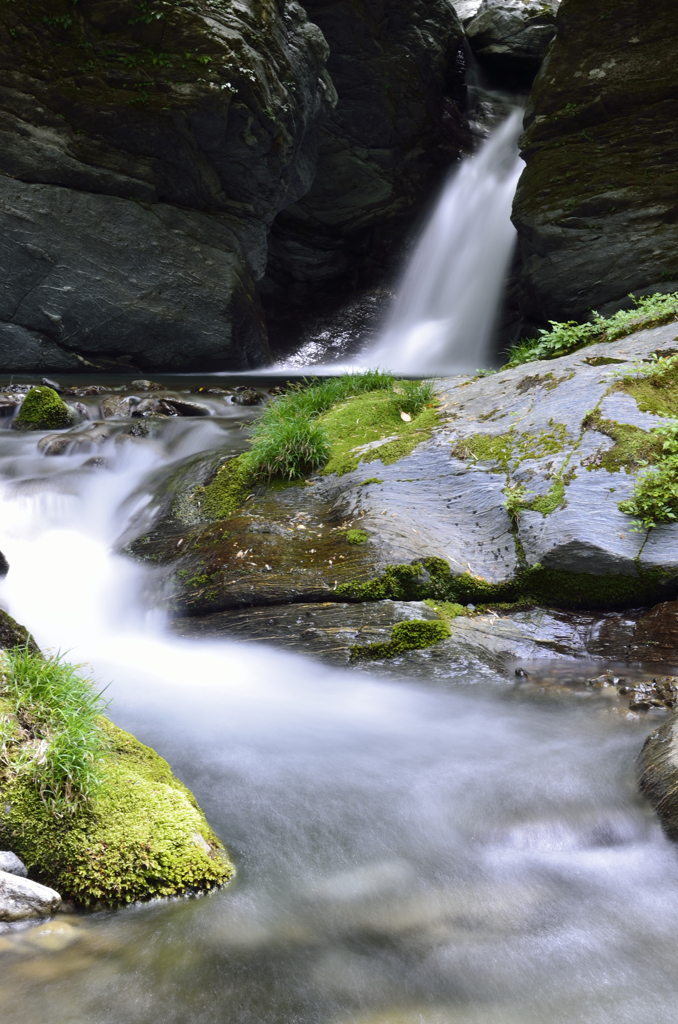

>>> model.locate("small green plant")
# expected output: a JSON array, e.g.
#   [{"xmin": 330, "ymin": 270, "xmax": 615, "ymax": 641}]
[
  {"xmin": 344, "ymin": 529, "xmax": 369, "ymax": 545},
  {"xmin": 391, "ymin": 379, "xmax": 436, "ymax": 415},
  {"xmin": 619, "ymin": 419, "xmax": 678, "ymax": 529},
  {"xmin": 505, "ymin": 291, "xmax": 678, "ymax": 368},
  {"xmin": 0, "ymin": 648, "xmax": 109, "ymax": 815},
  {"xmin": 247, "ymin": 415, "xmax": 331, "ymax": 482}
]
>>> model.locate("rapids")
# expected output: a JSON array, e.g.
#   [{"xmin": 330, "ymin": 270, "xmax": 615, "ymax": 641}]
[{"xmin": 0, "ymin": 386, "xmax": 675, "ymax": 1024}]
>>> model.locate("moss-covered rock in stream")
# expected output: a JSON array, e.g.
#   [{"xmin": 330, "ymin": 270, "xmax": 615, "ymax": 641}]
[
  {"xmin": 0, "ymin": 646, "xmax": 232, "ymax": 906},
  {"xmin": 126, "ymin": 325, "xmax": 678, "ymax": 616},
  {"xmin": 0, "ymin": 0, "xmax": 333, "ymax": 371},
  {"xmin": 513, "ymin": 0, "xmax": 678, "ymax": 325},
  {"xmin": 0, "ymin": 720, "xmax": 232, "ymax": 907},
  {"xmin": 11, "ymin": 387, "xmax": 78, "ymax": 431}
]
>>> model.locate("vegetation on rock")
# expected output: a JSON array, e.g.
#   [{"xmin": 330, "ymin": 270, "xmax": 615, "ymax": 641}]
[
  {"xmin": 505, "ymin": 292, "xmax": 678, "ymax": 368},
  {"xmin": 12, "ymin": 387, "xmax": 74, "ymax": 431},
  {"xmin": 181, "ymin": 373, "xmax": 439, "ymax": 523},
  {"xmin": 350, "ymin": 619, "xmax": 452, "ymax": 660},
  {"xmin": 0, "ymin": 648, "xmax": 232, "ymax": 906}
]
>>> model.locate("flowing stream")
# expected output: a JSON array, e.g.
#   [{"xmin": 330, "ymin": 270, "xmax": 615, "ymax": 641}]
[{"xmin": 0, "ymin": 387, "xmax": 677, "ymax": 1023}]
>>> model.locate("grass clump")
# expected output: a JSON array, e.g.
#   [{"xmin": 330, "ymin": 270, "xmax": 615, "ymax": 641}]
[
  {"xmin": 504, "ymin": 291, "xmax": 678, "ymax": 368},
  {"xmin": 350, "ymin": 619, "xmax": 451, "ymax": 661},
  {"xmin": 185, "ymin": 373, "xmax": 439, "ymax": 522},
  {"xmin": 0, "ymin": 648, "xmax": 109, "ymax": 816}
]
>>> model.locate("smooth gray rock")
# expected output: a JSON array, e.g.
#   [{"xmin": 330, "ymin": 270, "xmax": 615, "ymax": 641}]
[
  {"xmin": 136, "ymin": 321, "xmax": 678, "ymax": 615},
  {"xmin": 0, "ymin": 869, "xmax": 61, "ymax": 921},
  {"xmin": 466, "ymin": 0, "xmax": 560, "ymax": 80},
  {"xmin": 0, "ymin": 0, "xmax": 333, "ymax": 371},
  {"xmin": 262, "ymin": 0, "xmax": 470, "ymax": 316},
  {"xmin": 0, "ymin": 851, "xmax": 27, "ymax": 877}
]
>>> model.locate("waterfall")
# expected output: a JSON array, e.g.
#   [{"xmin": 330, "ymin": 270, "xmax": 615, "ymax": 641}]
[{"xmin": 360, "ymin": 110, "xmax": 524, "ymax": 374}]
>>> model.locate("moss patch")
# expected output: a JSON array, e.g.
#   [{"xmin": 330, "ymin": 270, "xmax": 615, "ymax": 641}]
[
  {"xmin": 181, "ymin": 457, "xmax": 254, "ymax": 523},
  {"xmin": 320, "ymin": 391, "xmax": 439, "ymax": 477},
  {"xmin": 350, "ymin": 619, "xmax": 451, "ymax": 661},
  {"xmin": 344, "ymin": 529, "xmax": 369, "ymax": 545},
  {"xmin": 12, "ymin": 387, "xmax": 74, "ymax": 431},
  {"xmin": 0, "ymin": 719, "xmax": 233, "ymax": 907},
  {"xmin": 615, "ymin": 352, "xmax": 678, "ymax": 418},
  {"xmin": 452, "ymin": 423, "xmax": 571, "ymax": 473},
  {"xmin": 583, "ymin": 410, "xmax": 661, "ymax": 473},
  {"xmin": 336, "ymin": 556, "xmax": 672, "ymax": 611}
]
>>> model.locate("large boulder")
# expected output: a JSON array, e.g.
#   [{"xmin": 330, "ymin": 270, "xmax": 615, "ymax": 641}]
[
  {"xmin": 466, "ymin": 0, "xmax": 560, "ymax": 83},
  {"xmin": 129, "ymin": 319, "xmax": 678, "ymax": 616},
  {"xmin": 0, "ymin": 0, "xmax": 333, "ymax": 371},
  {"xmin": 261, "ymin": 0, "xmax": 470, "ymax": 321},
  {"xmin": 513, "ymin": 0, "xmax": 678, "ymax": 325}
]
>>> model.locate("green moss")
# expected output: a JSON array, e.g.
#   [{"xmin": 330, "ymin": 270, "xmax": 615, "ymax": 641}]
[
  {"xmin": 12, "ymin": 387, "xmax": 74, "ymax": 431},
  {"xmin": 350, "ymin": 619, "xmax": 452, "ymax": 661},
  {"xmin": 453, "ymin": 424, "xmax": 571, "ymax": 473},
  {"xmin": 583, "ymin": 410, "xmax": 661, "ymax": 473},
  {"xmin": 320, "ymin": 391, "xmax": 439, "ymax": 477},
  {"xmin": 0, "ymin": 719, "xmax": 232, "ymax": 906},
  {"xmin": 337, "ymin": 557, "xmax": 671, "ymax": 611},
  {"xmin": 344, "ymin": 529, "xmax": 370, "ymax": 545},
  {"xmin": 190, "ymin": 457, "xmax": 254, "ymax": 521},
  {"xmin": 528, "ymin": 478, "xmax": 566, "ymax": 515},
  {"xmin": 361, "ymin": 477, "xmax": 384, "ymax": 486},
  {"xmin": 423, "ymin": 599, "xmax": 468, "ymax": 620},
  {"xmin": 616, "ymin": 352, "xmax": 678, "ymax": 418}
]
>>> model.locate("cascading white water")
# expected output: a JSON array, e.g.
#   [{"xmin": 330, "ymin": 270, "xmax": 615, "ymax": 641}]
[{"xmin": 361, "ymin": 111, "xmax": 523, "ymax": 374}]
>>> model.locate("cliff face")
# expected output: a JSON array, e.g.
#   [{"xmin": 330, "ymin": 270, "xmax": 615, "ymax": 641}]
[
  {"xmin": 512, "ymin": 0, "xmax": 678, "ymax": 325},
  {"xmin": 263, "ymin": 0, "xmax": 468, "ymax": 310},
  {"xmin": 0, "ymin": 0, "xmax": 333, "ymax": 370},
  {"xmin": 0, "ymin": 0, "xmax": 468, "ymax": 371}
]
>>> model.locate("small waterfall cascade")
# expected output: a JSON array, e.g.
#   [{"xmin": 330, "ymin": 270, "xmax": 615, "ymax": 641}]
[{"xmin": 362, "ymin": 110, "xmax": 524, "ymax": 374}]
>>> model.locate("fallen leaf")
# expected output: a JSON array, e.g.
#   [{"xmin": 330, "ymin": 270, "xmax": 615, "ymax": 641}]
[{"xmin": 400, "ymin": 410, "xmax": 412, "ymax": 422}]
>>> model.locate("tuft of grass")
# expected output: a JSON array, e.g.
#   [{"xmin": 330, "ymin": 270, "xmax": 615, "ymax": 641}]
[
  {"xmin": 246, "ymin": 415, "xmax": 331, "ymax": 482},
  {"xmin": 0, "ymin": 648, "xmax": 109, "ymax": 815},
  {"xmin": 504, "ymin": 291, "xmax": 678, "ymax": 368}
]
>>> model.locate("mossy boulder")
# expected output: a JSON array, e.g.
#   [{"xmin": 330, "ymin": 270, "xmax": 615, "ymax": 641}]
[
  {"xmin": 0, "ymin": 719, "xmax": 233, "ymax": 907},
  {"xmin": 638, "ymin": 712, "xmax": 678, "ymax": 843},
  {"xmin": 513, "ymin": 0, "xmax": 678, "ymax": 324},
  {"xmin": 12, "ymin": 386, "xmax": 78, "ymax": 431}
]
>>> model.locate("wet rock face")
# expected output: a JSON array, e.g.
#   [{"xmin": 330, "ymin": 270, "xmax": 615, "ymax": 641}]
[
  {"xmin": 629, "ymin": 602, "xmax": 678, "ymax": 664},
  {"xmin": 128, "ymin": 322, "xmax": 678, "ymax": 617},
  {"xmin": 513, "ymin": 0, "xmax": 678, "ymax": 323},
  {"xmin": 0, "ymin": 0, "xmax": 333, "ymax": 371},
  {"xmin": 638, "ymin": 714, "xmax": 678, "ymax": 842},
  {"xmin": 466, "ymin": 0, "xmax": 559, "ymax": 84},
  {"xmin": 262, "ymin": 0, "xmax": 470, "ymax": 312}
]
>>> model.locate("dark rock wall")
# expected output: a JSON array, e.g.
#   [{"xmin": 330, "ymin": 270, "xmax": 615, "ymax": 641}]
[
  {"xmin": 512, "ymin": 0, "xmax": 678, "ymax": 325},
  {"xmin": 262, "ymin": 0, "xmax": 469, "ymax": 320},
  {"xmin": 0, "ymin": 0, "xmax": 333, "ymax": 370}
]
